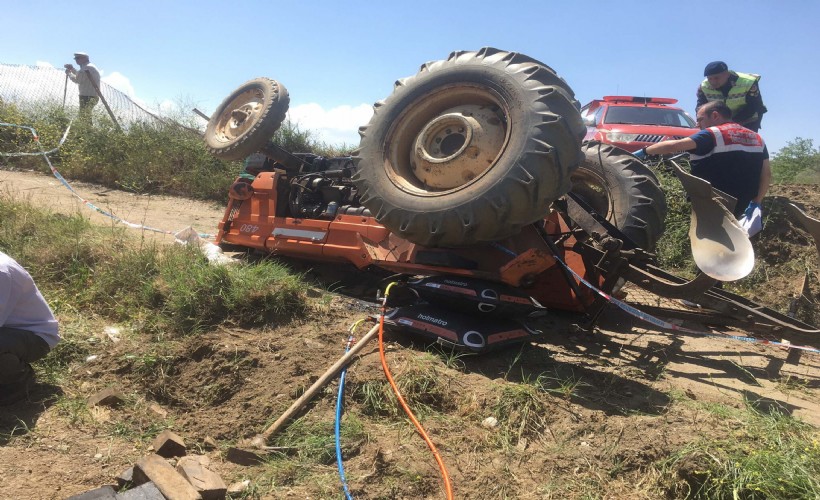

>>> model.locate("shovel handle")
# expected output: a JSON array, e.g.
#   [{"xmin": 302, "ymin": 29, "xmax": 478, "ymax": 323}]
[{"xmin": 257, "ymin": 323, "xmax": 380, "ymax": 442}]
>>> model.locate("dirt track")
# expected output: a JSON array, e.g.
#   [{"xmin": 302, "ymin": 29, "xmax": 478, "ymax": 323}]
[
  {"xmin": 1, "ymin": 168, "xmax": 819, "ymax": 499},
  {"xmin": 0, "ymin": 168, "xmax": 225, "ymax": 241}
]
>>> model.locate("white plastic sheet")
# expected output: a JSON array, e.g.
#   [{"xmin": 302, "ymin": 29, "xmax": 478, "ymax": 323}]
[
  {"xmin": 738, "ymin": 205, "xmax": 763, "ymax": 237},
  {"xmin": 174, "ymin": 227, "xmax": 236, "ymax": 265}
]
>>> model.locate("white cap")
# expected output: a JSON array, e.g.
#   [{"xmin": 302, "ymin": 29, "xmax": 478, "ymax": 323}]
[{"xmin": 73, "ymin": 52, "xmax": 89, "ymax": 59}]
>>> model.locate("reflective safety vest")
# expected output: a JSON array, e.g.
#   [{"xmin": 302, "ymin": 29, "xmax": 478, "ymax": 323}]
[{"xmin": 700, "ymin": 71, "xmax": 762, "ymax": 122}]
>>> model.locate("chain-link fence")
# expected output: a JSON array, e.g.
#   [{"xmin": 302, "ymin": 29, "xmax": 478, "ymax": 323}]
[{"xmin": 0, "ymin": 62, "xmax": 195, "ymax": 131}]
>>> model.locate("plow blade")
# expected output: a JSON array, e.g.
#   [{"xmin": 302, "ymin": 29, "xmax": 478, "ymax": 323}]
[{"xmin": 671, "ymin": 163, "xmax": 754, "ymax": 281}]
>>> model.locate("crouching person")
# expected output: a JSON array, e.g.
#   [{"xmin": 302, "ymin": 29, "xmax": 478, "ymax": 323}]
[{"xmin": 0, "ymin": 251, "xmax": 60, "ymax": 405}]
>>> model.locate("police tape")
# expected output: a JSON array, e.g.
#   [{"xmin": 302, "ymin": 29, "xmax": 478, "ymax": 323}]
[
  {"xmin": 0, "ymin": 121, "xmax": 215, "ymax": 239},
  {"xmin": 0, "ymin": 121, "xmax": 72, "ymax": 156},
  {"xmin": 553, "ymin": 254, "xmax": 820, "ymax": 354}
]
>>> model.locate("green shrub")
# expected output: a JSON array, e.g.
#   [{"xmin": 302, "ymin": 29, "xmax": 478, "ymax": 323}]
[
  {"xmin": 653, "ymin": 160, "xmax": 697, "ymax": 274},
  {"xmin": 771, "ymin": 138, "xmax": 820, "ymax": 184},
  {"xmin": 663, "ymin": 404, "xmax": 820, "ymax": 499},
  {"xmin": 272, "ymin": 119, "xmax": 354, "ymax": 157},
  {"xmin": 2, "ymin": 102, "xmax": 353, "ymax": 202}
]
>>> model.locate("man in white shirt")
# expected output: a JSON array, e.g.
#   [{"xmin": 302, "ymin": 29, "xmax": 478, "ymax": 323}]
[
  {"xmin": 64, "ymin": 52, "xmax": 101, "ymax": 125},
  {"xmin": 0, "ymin": 251, "xmax": 60, "ymax": 405}
]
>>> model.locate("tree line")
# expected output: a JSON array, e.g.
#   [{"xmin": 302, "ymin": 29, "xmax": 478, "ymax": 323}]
[{"xmin": 771, "ymin": 137, "xmax": 820, "ymax": 184}]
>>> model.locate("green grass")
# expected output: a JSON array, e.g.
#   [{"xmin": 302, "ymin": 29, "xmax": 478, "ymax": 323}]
[
  {"xmin": 491, "ymin": 376, "xmax": 556, "ymax": 448},
  {"xmin": 660, "ymin": 401, "xmax": 820, "ymax": 499},
  {"xmin": 351, "ymin": 354, "xmax": 456, "ymax": 420},
  {"xmin": 429, "ymin": 344, "xmax": 473, "ymax": 371},
  {"xmin": 538, "ymin": 369, "xmax": 589, "ymax": 401},
  {"xmin": 270, "ymin": 415, "xmax": 367, "ymax": 465},
  {"xmin": 54, "ymin": 395, "xmax": 92, "ymax": 426},
  {"xmin": 0, "ymin": 194, "xmax": 310, "ymax": 396},
  {"xmin": 107, "ymin": 409, "xmax": 174, "ymax": 444},
  {"xmin": 0, "ymin": 195, "xmax": 309, "ymax": 336},
  {"xmin": 233, "ymin": 415, "xmax": 368, "ymax": 497}
]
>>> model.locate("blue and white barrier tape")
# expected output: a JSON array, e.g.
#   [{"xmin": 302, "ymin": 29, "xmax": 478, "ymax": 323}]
[{"xmin": 0, "ymin": 121, "xmax": 215, "ymax": 239}]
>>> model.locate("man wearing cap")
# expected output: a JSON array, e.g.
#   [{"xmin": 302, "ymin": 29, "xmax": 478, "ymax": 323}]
[
  {"xmin": 64, "ymin": 52, "xmax": 101, "ymax": 125},
  {"xmin": 696, "ymin": 61, "xmax": 767, "ymax": 132}
]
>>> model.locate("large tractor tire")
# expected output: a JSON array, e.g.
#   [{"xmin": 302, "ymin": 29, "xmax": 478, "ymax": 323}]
[
  {"xmin": 205, "ymin": 78, "xmax": 289, "ymax": 161},
  {"xmin": 571, "ymin": 142, "xmax": 667, "ymax": 251},
  {"xmin": 354, "ymin": 47, "xmax": 586, "ymax": 248}
]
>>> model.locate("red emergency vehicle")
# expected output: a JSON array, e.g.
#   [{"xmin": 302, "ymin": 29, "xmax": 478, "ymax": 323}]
[{"xmin": 581, "ymin": 96, "xmax": 698, "ymax": 152}]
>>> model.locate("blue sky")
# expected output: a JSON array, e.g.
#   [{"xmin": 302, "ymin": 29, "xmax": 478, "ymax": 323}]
[{"xmin": 3, "ymin": 0, "xmax": 819, "ymax": 153}]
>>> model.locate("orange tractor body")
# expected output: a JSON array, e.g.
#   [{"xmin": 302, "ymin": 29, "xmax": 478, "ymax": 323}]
[{"xmin": 217, "ymin": 171, "xmax": 594, "ymax": 313}]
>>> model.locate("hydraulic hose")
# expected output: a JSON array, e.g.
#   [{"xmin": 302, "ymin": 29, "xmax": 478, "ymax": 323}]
[
  {"xmin": 335, "ymin": 319, "xmax": 365, "ymax": 500},
  {"xmin": 378, "ymin": 283, "xmax": 454, "ymax": 500}
]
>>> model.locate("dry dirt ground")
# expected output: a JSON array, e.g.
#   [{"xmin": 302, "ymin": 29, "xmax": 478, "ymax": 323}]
[{"xmin": 1, "ymin": 169, "xmax": 819, "ymax": 499}]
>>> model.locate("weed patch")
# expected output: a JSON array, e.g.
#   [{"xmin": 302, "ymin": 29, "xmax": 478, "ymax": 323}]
[
  {"xmin": 351, "ymin": 354, "xmax": 457, "ymax": 420},
  {"xmin": 660, "ymin": 402, "xmax": 820, "ymax": 498},
  {"xmin": 491, "ymin": 380, "xmax": 555, "ymax": 447}
]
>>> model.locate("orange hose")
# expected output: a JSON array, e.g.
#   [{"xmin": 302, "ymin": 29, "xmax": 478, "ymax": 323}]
[{"xmin": 378, "ymin": 284, "xmax": 454, "ymax": 500}]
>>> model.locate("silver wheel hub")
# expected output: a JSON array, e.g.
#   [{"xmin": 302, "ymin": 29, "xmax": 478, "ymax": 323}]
[
  {"xmin": 223, "ymin": 102, "xmax": 262, "ymax": 140},
  {"xmin": 411, "ymin": 104, "xmax": 505, "ymax": 189}
]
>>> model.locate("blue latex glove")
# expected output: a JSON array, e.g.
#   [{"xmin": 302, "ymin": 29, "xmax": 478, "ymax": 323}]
[
  {"xmin": 633, "ymin": 147, "xmax": 647, "ymax": 159},
  {"xmin": 744, "ymin": 201, "xmax": 761, "ymax": 219},
  {"xmin": 739, "ymin": 201, "xmax": 763, "ymax": 237}
]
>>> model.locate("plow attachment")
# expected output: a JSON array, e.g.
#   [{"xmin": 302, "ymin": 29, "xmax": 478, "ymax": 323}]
[
  {"xmin": 787, "ymin": 201, "xmax": 820, "ymax": 258},
  {"xmin": 564, "ymin": 156, "xmax": 820, "ymax": 352},
  {"xmin": 669, "ymin": 162, "xmax": 755, "ymax": 282},
  {"xmin": 623, "ymin": 262, "xmax": 820, "ymax": 344}
]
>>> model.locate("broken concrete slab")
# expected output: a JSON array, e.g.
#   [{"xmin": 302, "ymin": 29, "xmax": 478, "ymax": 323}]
[
  {"xmin": 115, "ymin": 466, "xmax": 135, "ymax": 489},
  {"xmin": 147, "ymin": 402, "xmax": 168, "ymax": 418},
  {"xmin": 88, "ymin": 388, "xmax": 126, "ymax": 407},
  {"xmin": 177, "ymin": 455, "xmax": 211, "ymax": 468},
  {"xmin": 65, "ymin": 485, "xmax": 118, "ymax": 499},
  {"xmin": 116, "ymin": 481, "xmax": 164, "ymax": 500},
  {"xmin": 176, "ymin": 459, "xmax": 227, "ymax": 500},
  {"xmin": 133, "ymin": 454, "xmax": 201, "ymax": 500},
  {"xmin": 152, "ymin": 429, "xmax": 187, "ymax": 458},
  {"xmin": 201, "ymin": 436, "xmax": 218, "ymax": 450},
  {"xmin": 226, "ymin": 480, "xmax": 250, "ymax": 495}
]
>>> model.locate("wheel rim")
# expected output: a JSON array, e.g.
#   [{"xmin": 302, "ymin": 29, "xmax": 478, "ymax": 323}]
[
  {"xmin": 570, "ymin": 169, "xmax": 613, "ymax": 219},
  {"xmin": 385, "ymin": 85, "xmax": 510, "ymax": 195},
  {"xmin": 211, "ymin": 87, "xmax": 267, "ymax": 144}
]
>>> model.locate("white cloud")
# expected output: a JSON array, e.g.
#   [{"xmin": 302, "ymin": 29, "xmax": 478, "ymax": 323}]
[
  {"xmin": 35, "ymin": 61, "xmax": 55, "ymax": 68},
  {"xmin": 102, "ymin": 71, "xmax": 135, "ymax": 98},
  {"xmin": 100, "ymin": 72, "xmax": 170, "ymax": 116},
  {"xmin": 158, "ymin": 99, "xmax": 179, "ymax": 115},
  {"xmin": 287, "ymin": 102, "xmax": 373, "ymax": 147}
]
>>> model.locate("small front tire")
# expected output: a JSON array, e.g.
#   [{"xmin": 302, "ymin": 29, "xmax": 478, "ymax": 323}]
[{"xmin": 205, "ymin": 78, "xmax": 289, "ymax": 161}]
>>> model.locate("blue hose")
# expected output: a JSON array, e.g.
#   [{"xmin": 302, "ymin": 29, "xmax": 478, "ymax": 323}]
[{"xmin": 335, "ymin": 334, "xmax": 355, "ymax": 500}]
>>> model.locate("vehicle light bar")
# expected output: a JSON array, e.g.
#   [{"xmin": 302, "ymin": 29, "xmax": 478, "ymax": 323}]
[{"xmin": 602, "ymin": 96, "xmax": 678, "ymax": 105}]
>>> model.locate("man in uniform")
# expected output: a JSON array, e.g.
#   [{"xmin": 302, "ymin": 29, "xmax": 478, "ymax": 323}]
[
  {"xmin": 64, "ymin": 52, "xmax": 101, "ymax": 125},
  {"xmin": 0, "ymin": 251, "xmax": 60, "ymax": 405},
  {"xmin": 634, "ymin": 101, "xmax": 771, "ymax": 234},
  {"xmin": 696, "ymin": 61, "xmax": 767, "ymax": 132}
]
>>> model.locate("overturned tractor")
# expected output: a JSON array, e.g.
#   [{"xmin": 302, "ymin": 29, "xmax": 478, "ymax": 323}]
[{"xmin": 204, "ymin": 47, "xmax": 819, "ymax": 357}]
